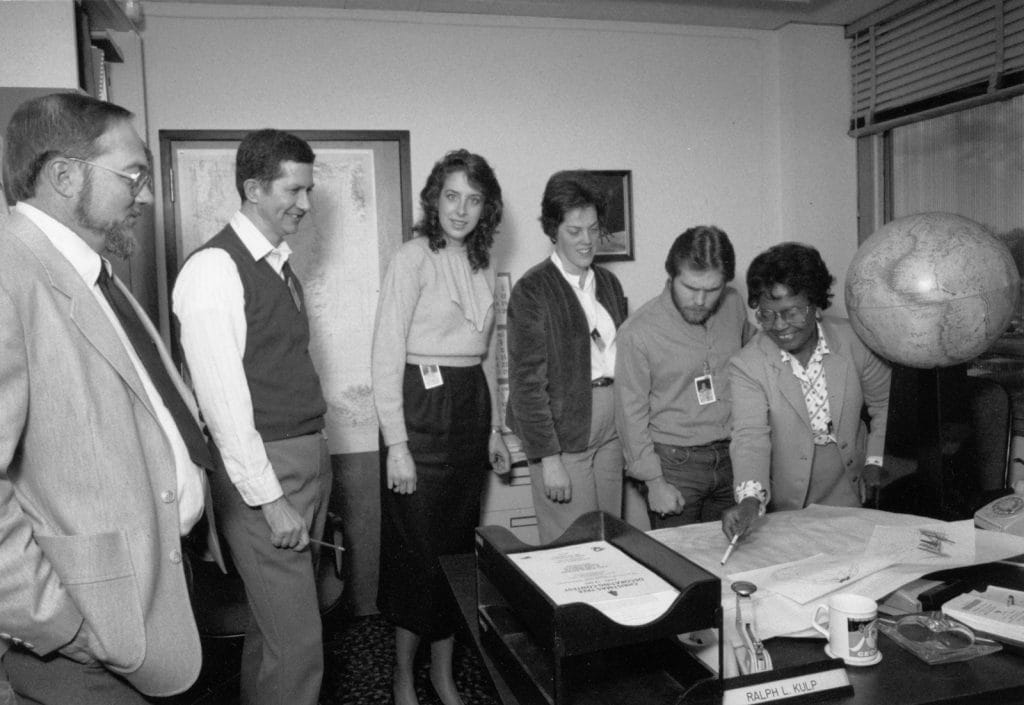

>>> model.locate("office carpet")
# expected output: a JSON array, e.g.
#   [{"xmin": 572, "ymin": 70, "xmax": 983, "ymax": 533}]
[{"xmin": 155, "ymin": 614, "xmax": 502, "ymax": 705}]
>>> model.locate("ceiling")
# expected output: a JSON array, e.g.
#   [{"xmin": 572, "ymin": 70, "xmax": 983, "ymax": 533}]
[{"xmin": 143, "ymin": 0, "xmax": 900, "ymax": 31}]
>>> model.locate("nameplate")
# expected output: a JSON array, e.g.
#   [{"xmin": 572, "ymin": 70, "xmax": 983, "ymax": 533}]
[{"xmin": 723, "ymin": 659, "xmax": 852, "ymax": 705}]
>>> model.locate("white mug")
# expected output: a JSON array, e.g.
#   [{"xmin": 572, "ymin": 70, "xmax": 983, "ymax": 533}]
[{"xmin": 812, "ymin": 593, "xmax": 880, "ymax": 666}]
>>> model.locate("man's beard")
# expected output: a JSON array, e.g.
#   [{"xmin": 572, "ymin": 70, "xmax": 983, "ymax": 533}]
[
  {"xmin": 671, "ymin": 286, "xmax": 721, "ymax": 325},
  {"xmin": 74, "ymin": 175, "xmax": 138, "ymax": 259}
]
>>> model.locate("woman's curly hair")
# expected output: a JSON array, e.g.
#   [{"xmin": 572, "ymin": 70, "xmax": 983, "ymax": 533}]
[{"xmin": 414, "ymin": 149, "xmax": 503, "ymax": 271}]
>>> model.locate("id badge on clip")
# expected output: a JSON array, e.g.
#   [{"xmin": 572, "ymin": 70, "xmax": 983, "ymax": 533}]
[
  {"xmin": 420, "ymin": 364, "xmax": 443, "ymax": 389},
  {"xmin": 695, "ymin": 374, "xmax": 716, "ymax": 405}
]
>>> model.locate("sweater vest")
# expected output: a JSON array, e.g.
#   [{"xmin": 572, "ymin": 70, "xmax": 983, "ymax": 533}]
[{"xmin": 195, "ymin": 227, "xmax": 326, "ymax": 442}]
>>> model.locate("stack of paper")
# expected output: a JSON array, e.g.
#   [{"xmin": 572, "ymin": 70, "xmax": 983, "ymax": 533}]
[
  {"xmin": 941, "ymin": 586, "xmax": 1024, "ymax": 645},
  {"xmin": 508, "ymin": 540, "xmax": 680, "ymax": 626}
]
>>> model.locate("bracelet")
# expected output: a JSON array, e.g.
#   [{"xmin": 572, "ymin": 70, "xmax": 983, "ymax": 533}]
[
  {"xmin": 490, "ymin": 426, "xmax": 503, "ymax": 435},
  {"xmin": 389, "ymin": 450, "xmax": 410, "ymax": 460}
]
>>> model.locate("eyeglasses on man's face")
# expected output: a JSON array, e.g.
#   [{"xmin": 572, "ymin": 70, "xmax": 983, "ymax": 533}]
[
  {"xmin": 755, "ymin": 304, "xmax": 812, "ymax": 328},
  {"xmin": 67, "ymin": 157, "xmax": 152, "ymax": 197}
]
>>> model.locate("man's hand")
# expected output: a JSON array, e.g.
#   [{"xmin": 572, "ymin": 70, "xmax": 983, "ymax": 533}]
[
  {"xmin": 645, "ymin": 476, "xmax": 685, "ymax": 518},
  {"xmin": 540, "ymin": 454, "xmax": 571, "ymax": 502},
  {"xmin": 722, "ymin": 497, "xmax": 761, "ymax": 540},
  {"xmin": 489, "ymin": 431, "xmax": 511, "ymax": 476},
  {"xmin": 59, "ymin": 621, "xmax": 97, "ymax": 665},
  {"xmin": 386, "ymin": 443, "xmax": 417, "ymax": 494},
  {"xmin": 261, "ymin": 496, "xmax": 309, "ymax": 551}
]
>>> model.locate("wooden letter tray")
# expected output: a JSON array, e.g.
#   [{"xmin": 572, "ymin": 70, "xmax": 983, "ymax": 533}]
[{"xmin": 475, "ymin": 511, "xmax": 722, "ymax": 705}]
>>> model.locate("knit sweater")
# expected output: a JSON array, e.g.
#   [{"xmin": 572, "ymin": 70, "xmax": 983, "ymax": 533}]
[{"xmin": 371, "ymin": 236, "xmax": 497, "ymax": 446}]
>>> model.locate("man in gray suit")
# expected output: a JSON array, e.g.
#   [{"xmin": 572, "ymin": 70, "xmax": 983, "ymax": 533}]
[{"xmin": 0, "ymin": 93, "xmax": 219, "ymax": 704}]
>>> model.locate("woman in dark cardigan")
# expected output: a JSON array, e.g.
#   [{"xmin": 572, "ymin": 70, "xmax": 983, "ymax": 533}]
[{"xmin": 506, "ymin": 171, "xmax": 629, "ymax": 544}]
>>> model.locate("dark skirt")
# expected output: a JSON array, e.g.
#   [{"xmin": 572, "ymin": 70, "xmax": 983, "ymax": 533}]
[{"xmin": 377, "ymin": 364, "xmax": 490, "ymax": 639}]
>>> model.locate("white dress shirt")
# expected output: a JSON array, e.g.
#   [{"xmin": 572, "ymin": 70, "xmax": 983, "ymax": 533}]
[
  {"xmin": 16, "ymin": 202, "xmax": 206, "ymax": 534},
  {"xmin": 550, "ymin": 251, "xmax": 617, "ymax": 380},
  {"xmin": 172, "ymin": 212, "xmax": 294, "ymax": 507}
]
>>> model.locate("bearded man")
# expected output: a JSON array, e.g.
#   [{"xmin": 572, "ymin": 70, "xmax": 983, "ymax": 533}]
[
  {"xmin": 614, "ymin": 226, "xmax": 754, "ymax": 527},
  {"xmin": 0, "ymin": 92, "xmax": 220, "ymax": 703}
]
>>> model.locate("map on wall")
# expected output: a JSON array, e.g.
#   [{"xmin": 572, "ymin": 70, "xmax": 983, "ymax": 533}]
[{"xmin": 172, "ymin": 146, "xmax": 383, "ymax": 454}]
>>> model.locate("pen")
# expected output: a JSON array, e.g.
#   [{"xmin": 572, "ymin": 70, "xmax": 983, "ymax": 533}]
[
  {"xmin": 721, "ymin": 533, "xmax": 740, "ymax": 565},
  {"xmin": 310, "ymin": 537, "xmax": 345, "ymax": 552}
]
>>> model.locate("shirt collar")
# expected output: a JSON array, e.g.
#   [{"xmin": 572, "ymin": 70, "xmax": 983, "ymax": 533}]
[
  {"xmin": 230, "ymin": 211, "xmax": 293, "ymax": 269},
  {"xmin": 16, "ymin": 202, "xmax": 104, "ymax": 287},
  {"xmin": 550, "ymin": 250, "xmax": 592, "ymax": 290},
  {"xmin": 778, "ymin": 322, "xmax": 831, "ymax": 365}
]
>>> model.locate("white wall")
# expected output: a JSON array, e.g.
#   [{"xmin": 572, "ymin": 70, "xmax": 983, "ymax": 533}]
[
  {"xmin": 772, "ymin": 23, "xmax": 857, "ymax": 315},
  {"xmin": 0, "ymin": 1, "xmax": 78, "ymax": 89},
  {"xmin": 140, "ymin": 3, "xmax": 856, "ymax": 326}
]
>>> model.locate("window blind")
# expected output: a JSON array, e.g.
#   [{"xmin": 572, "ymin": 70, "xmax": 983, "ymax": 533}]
[{"xmin": 849, "ymin": 0, "xmax": 1024, "ymax": 135}]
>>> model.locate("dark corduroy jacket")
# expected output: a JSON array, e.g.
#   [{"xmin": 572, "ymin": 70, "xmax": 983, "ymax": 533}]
[{"xmin": 506, "ymin": 259, "xmax": 628, "ymax": 459}]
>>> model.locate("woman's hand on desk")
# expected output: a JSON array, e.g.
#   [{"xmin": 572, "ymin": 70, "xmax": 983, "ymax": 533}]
[
  {"xmin": 859, "ymin": 462, "xmax": 887, "ymax": 508},
  {"xmin": 645, "ymin": 476, "xmax": 685, "ymax": 517},
  {"xmin": 541, "ymin": 454, "xmax": 572, "ymax": 502},
  {"xmin": 386, "ymin": 444, "xmax": 417, "ymax": 494},
  {"xmin": 722, "ymin": 497, "xmax": 761, "ymax": 540}
]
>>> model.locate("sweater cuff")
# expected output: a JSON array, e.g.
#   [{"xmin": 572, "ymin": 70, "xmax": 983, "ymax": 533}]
[{"xmin": 627, "ymin": 455, "xmax": 665, "ymax": 482}]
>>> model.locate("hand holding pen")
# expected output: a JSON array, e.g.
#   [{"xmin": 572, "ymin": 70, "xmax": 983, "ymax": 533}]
[{"xmin": 721, "ymin": 532, "xmax": 742, "ymax": 565}]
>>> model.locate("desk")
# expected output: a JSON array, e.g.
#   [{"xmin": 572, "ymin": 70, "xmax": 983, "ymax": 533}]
[
  {"xmin": 442, "ymin": 552, "xmax": 1024, "ymax": 704},
  {"xmin": 442, "ymin": 506, "xmax": 1024, "ymax": 705}
]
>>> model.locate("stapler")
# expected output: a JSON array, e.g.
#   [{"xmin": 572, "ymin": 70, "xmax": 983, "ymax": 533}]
[{"xmin": 732, "ymin": 580, "xmax": 773, "ymax": 675}]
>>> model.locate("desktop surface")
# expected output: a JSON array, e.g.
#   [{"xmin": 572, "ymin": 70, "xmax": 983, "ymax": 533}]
[{"xmin": 440, "ymin": 507, "xmax": 1024, "ymax": 705}]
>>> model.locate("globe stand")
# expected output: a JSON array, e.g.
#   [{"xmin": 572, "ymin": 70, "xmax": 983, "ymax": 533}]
[
  {"xmin": 882, "ymin": 364, "xmax": 979, "ymax": 521},
  {"xmin": 912, "ymin": 367, "xmax": 948, "ymax": 519}
]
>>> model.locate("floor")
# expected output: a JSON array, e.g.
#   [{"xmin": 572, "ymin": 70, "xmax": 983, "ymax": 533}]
[{"xmin": 151, "ymin": 613, "xmax": 502, "ymax": 705}]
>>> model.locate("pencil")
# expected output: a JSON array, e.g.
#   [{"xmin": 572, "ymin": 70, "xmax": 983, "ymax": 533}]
[{"xmin": 721, "ymin": 533, "xmax": 740, "ymax": 565}]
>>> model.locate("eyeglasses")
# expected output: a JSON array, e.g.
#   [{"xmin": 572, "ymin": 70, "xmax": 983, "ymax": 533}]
[
  {"xmin": 755, "ymin": 304, "xmax": 811, "ymax": 328},
  {"xmin": 67, "ymin": 157, "xmax": 152, "ymax": 197}
]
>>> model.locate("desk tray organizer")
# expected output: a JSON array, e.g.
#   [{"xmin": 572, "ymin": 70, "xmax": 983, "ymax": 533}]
[{"xmin": 475, "ymin": 511, "xmax": 722, "ymax": 705}]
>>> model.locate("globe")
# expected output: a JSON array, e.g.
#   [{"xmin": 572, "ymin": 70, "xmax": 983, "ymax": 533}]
[{"xmin": 845, "ymin": 212, "xmax": 1020, "ymax": 368}]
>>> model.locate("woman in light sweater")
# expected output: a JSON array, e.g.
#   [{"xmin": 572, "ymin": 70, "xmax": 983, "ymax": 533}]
[{"xmin": 371, "ymin": 149, "xmax": 510, "ymax": 705}]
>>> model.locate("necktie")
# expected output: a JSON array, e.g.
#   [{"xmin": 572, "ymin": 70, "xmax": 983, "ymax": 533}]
[
  {"xmin": 282, "ymin": 260, "xmax": 303, "ymax": 311},
  {"xmin": 96, "ymin": 265, "xmax": 215, "ymax": 470}
]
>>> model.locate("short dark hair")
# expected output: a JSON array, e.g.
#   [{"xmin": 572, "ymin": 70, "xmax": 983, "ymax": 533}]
[
  {"xmin": 235, "ymin": 129, "xmax": 315, "ymax": 201},
  {"xmin": 539, "ymin": 171, "xmax": 607, "ymax": 242},
  {"xmin": 3, "ymin": 92, "xmax": 134, "ymax": 203},
  {"xmin": 746, "ymin": 242, "xmax": 834, "ymax": 310},
  {"xmin": 413, "ymin": 149, "xmax": 503, "ymax": 271},
  {"xmin": 664, "ymin": 225, "xmax": 736, "ymax": 281}
]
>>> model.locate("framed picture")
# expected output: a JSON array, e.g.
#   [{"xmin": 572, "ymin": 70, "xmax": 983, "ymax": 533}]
[
  {"xmin": 158, "ymin": 130, "xmax": 412, "ymax": 454},
  {"xmin": 587, "ymin": 169, "xmax": 634, "ymax": 262}
]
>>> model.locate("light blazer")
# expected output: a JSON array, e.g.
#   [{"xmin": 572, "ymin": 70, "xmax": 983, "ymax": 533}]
[
  {"xmin": 0, "ymin": 211, "xmax": 219, "ymax": 697},
  {"xmin": 729, "ymin": 316, "xmax": 891, "ymax": 511}
]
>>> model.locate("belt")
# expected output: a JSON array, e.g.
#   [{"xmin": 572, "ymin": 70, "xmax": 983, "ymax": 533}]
[{"xmin": 591, "ymin": 377, "xmax": 614, "ymax": 388}]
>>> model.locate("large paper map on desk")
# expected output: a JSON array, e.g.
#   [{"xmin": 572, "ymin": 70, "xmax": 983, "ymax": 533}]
[{"xmin": 650, "ymin": 505, "xmax": 1024, "ymax": 641}]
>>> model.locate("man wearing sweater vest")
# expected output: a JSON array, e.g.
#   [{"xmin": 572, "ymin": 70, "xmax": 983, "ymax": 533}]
[{"xmin": 172, "ymin": 130, "xmax": 331, "ymax": 705}]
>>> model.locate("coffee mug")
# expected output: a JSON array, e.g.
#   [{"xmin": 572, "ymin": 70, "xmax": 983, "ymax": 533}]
[{"xmin": 812, "ymin": 593, "xmax": 881, "ymax": 666}]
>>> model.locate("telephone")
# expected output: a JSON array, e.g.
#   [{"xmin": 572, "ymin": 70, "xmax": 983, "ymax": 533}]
[{"xmin": 975, "ymin": 483, "xmax": 1024, "ymax": 536}]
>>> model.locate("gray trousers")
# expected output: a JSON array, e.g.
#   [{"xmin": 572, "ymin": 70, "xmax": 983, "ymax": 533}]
[
  {"xmin": 529, "ymin": 385, "xmax": 624, "ymax": 544},
  {"xmin": 2, "ymin": 650, "xmax": 145, "ymax": 705},
  {"xmin": 210, "ymin": 432, "xmax": 332, "ymax": 705}
]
